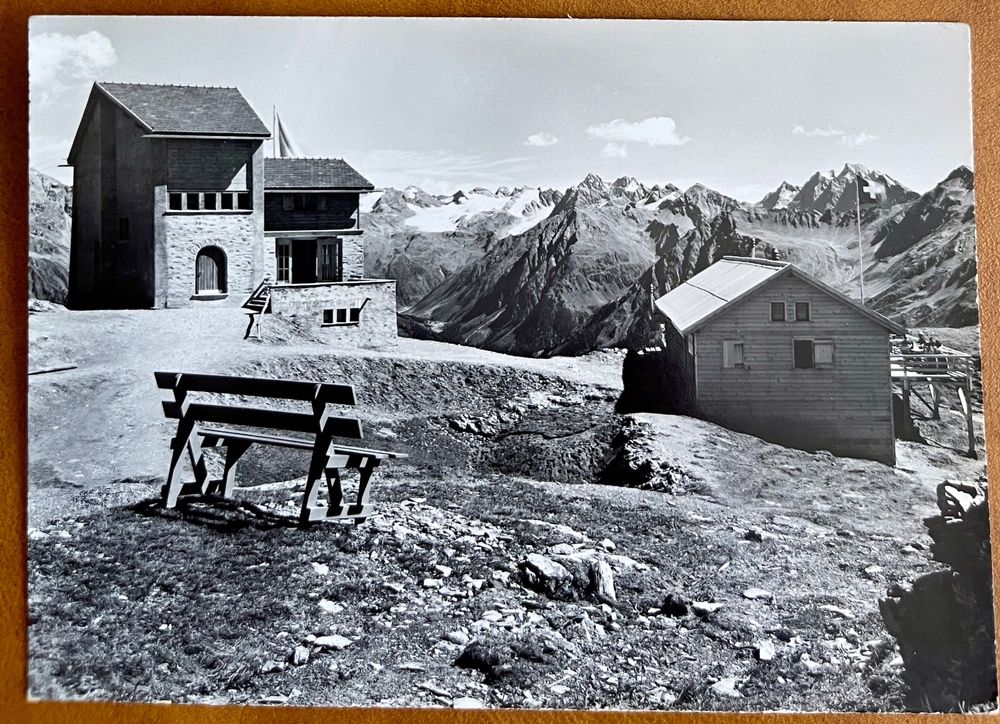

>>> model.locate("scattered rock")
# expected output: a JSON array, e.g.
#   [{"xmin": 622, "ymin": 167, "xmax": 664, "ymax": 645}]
[
  {"xmin": 710, "ymin": 677, "xmax": 743, "ymax": 698},
  {"xmin": 755, "ymin": 640, "xmax": 777, "ymax": 662},
  {"xmin": 435, "ymin": 564, "xmax": 453, "ymax": 578},
  {"xmin": 660, "ymin": 593, "xmax": 690, "ymax": 617},
  {"xmin": 692, "ymin": 601, "xmax": 724, "ymax": 617},
  {"xmin": 818, "ymin": 604, "xmax": 855, "ymax": 619},
  {"xmin": 291, "ymin": 646, "xmax": 310, "ymax": 666},
  {"xmin": 589, "ymin": 559, "xmax": 617, "ymax": 604},
  {"xmin": 519, "ymin": 519, "xmax": 586, "ymax": 545},
  {"xmin": 599, "ymin": 538, "xmax": 616, "ymax": 552},
  {"xmin": 313, "ymin": 634, "xmax": 353, "ymax": 651},
  {"xmin": 384, "ymin": 582, "xmax": 405, "ymax": 594},
  {"xmin": 398, "ymin": 661, "xmax": 426, "ymax": 672},
  {"xmin": 443, "ymin": 630, "xmax": 470, "ymax": 646},
  {"xmin": 549, "ymin": 543, "xmax": 577, "ymax": 556},
  {"xmin": 310, "ymin": 562, "xmax": 330, "ymax": 576},
  {"xmin": 744, "ymin": 526, "xmax": 766, "ymax": 542},
  {"xmin": 318, "ymin": 599, "xmax": 343, "ymax": 615},
  {"xmin": 742, "ymin": 587, "xmax": 775, "ymax": 602},
  {"xmin": 549, "ymin": 683, "xmax": 570, "ymax": 695},
  {"xmin": 454, "ymin": 641, "xmax": 503, "ymax": 676},
  {"xmin": 452, "ymin": 696, "xmax": 485, "ymax": 709},
  {"xmin": 481, "ymin": 610, "xmax": 504, "ymax": 623},
  {"xmin": 423, "ymin": 578, "xmax": 443, "ymax": 589},
  {"xmin": 519, "ymin": 553, "xmax": 573, "ymax": 598},
  {"xmin": 262, "ymin": 659, "xmax": 287, "ymax": 673},
  {"xmin": 417, "ymin": 680, "xmax": 451, "ymax": 697}
]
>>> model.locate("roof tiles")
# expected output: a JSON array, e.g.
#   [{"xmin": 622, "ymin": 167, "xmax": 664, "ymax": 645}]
[
  {"xmin": 264, "ymin": 158, "xmax": 374, "ymax": 190},
  {"xmin": 97, "ymin": 82, "xmax": 270, "ymax": 136}
]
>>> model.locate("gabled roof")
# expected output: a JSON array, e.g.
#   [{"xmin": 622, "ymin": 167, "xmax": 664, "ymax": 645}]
[
  {"xmin": 264, "ymin": 158, "xmax": 374, "ymax": 191},
  {"xmin": 97, "ymin": 82, "xmax": 270, "ymax": 135},
  {"xmin": 654, "ymin": 256, "xmax": 905, "ymax": 336},
  {"xmin": 68, "ymin": 82, "xmax": 270, "ymax": 163}
]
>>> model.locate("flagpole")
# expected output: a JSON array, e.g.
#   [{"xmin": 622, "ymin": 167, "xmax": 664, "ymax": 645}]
[
  {"xmin": 272, "ymin": 106, "xmax": 277, "ymax": 158},
  {"xmin": 854, "ymin": 176, "xmax": 866, "ymax": 304}
]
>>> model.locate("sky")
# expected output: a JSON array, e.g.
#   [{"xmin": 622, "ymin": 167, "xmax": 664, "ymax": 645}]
[{"xmin": 28, "ymin": 17, "xmax": 973, "ymax": 202}]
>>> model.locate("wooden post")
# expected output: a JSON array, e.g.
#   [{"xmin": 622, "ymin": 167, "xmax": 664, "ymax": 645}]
[
  {"xmin": 959, "ymin": 386, "xmax": 976, "ymax": 459},
  {"xmin": 929, "ymin": 383, "xmax": 940, "ymax": 420},
  {"xmin": 901, "ymin": 357, "xmax": 913, "ymax": 438}
]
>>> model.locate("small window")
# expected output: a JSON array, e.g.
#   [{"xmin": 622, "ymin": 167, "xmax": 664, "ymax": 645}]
[
  {"xmin": 795, "ymin": 301, "xmax": 811, "ymax": 322},
  {"xmin": 723, "ymin": 340, "xmax": 745, "ymax": 369},
  {"xmin": 237, "ymin": 192, "xmax": 251, "ymax": 210},
  {"xmin": 220, "ymin": 193, "xmax": 234, "ymax": 210},
  {"xmin": 349, "ymin": 307, "xmax": 361, "ymax": 323},
  {"xmin": 282, "ymin": 195, "xmax": 294, "ymax": 211},
  {"xmin": 186, "ymin": 193, "xmax": 201, "ymax": 211},
  {"xmin": 203, "ymin": 193, "xmax": 218, "ymax": 211},
  {"xmin": 322, "ymin": 309, "xmax": 335, "ymax": 325},
  {"xmin": 814, "ymin": 340, "xmax": 835, "ymax": 368},
  {"xmin": 793, "ymin": 339, "xmax": 815, "ymax": 369},
  {"xmin": 168, "ymin": 193, "xmax": 183, "ymax": 211},
  {"xmin": 118, "ymin": 217, "xmax": 129, "ymax": 241},
  {"xmin": 770, "ymin": 301, "xmax": 786, "ymax": 322},
  {"xmin": 336, "ymin": 308, "xmax": 348, "ymax": 324}
]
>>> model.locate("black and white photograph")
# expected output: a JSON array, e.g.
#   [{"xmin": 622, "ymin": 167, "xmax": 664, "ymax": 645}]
[{"xmin": 26, "ymin": 15, "xmax": 994, "ymax": 712}]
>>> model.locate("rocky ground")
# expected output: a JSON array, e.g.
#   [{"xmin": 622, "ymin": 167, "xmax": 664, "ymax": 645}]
[{"xmin": 26, "ymin": 306, "xmax": 991, "ymax": 711}]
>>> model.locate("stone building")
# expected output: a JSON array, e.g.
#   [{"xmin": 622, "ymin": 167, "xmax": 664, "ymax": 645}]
[{"xmin": 65, "ymin": 81, "xmax": 396, "ymax": 344}]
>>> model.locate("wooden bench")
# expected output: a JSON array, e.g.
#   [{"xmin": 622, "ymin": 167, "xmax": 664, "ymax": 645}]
[{"xmin": 155, "ymin": 371, "xmax": 406, "ymax": 525}]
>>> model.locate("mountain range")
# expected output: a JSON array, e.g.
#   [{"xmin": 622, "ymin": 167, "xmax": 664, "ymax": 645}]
[
  {"xmin": 28, "ymin": 161, "xmax": 977, "ymax": 357},
  {"xmin": 365, "ymin": 163, "xmax": 976, "ymax": 355}
]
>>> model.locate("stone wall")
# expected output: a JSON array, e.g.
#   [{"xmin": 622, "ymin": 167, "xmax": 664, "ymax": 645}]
[
  {"xmin": 160, "ymin": 212, "xmax": 261, "ymax": 307},
  {"xmin": 269, "ymin": 279, "xmax": 397, "ymax": 346}
]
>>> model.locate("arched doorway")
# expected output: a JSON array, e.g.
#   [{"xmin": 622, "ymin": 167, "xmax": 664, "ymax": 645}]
[{"xmin": 195, "ymin": 246, "xmax": 227, "ymax": 294}]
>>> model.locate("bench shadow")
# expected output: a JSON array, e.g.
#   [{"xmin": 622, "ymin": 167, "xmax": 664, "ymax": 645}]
[{"xmin": 131, "ymin": 495, "xmax": 302, "ymax": 532}]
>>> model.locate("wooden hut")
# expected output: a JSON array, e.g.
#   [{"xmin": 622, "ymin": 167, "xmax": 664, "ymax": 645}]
[{"xmin": 653, "ymin": 256, "xmax": 905, "ymax": 464}]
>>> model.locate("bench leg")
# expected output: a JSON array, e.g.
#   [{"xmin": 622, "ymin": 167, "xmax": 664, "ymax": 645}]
[
  {"xmin": 164, "ymin": 418, "xmax": 207, "ymax": 508},
  {"xmin": 220, "ymin": 440, "xmax": 252, "ymax": 498}
]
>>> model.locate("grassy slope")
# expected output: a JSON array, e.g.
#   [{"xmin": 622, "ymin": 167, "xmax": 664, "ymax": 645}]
[{"xmin": 26, "ymin": 307, "xmax": 988, "ymax": 711}]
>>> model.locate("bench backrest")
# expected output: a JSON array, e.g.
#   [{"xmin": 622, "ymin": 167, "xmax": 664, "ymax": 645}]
[{"xmin": 155, "ymin": 371, "xmax": 363, "ymax": 439}]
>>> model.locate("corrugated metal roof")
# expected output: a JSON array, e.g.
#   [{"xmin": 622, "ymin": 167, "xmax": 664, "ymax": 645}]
[
  {"xmin": 655, "ymin": 258, "xmax": 787, "ymax": 335},
  {"xmin": 264, "ymin": 158, "xmax": 373, "ymax": 190},
  {"xmin": 97, "ymin": 82, "xmax": 270, "ymax": 136}
]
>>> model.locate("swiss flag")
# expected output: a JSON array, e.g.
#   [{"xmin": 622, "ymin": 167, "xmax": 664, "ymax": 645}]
[{"xmin": 857, "ymin": 176, "xmax": 885, "ymax": 206}]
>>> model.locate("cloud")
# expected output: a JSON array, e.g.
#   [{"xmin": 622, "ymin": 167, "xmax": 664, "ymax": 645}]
[
  {"xmin": 601, "ymin": 142, "xmax": 628, "ymax": 159},
  {"xmin": 587, "ymin": 116, "xmax": 690, "ymax": 147},
  {"xmin": 29, "ymin": 31, "xmax": 118, "ymax": 103},
  {"xmin": 350, "ymin": 148, "xmax": 537, "ymax": 192},
  {"xmin": 792, "ymin": 125, "xmax": 845, "ymax": 137},
  {"xmin": 841, "ymin": 131, "xmax": 878, "ymax": 147},
  {"xmin": 792, "ymin": 125, "xmax": 878, "ymax": 147},
  {"xmin": 524, "ymin": 131, "xmax": 558, "ymax": 147}
]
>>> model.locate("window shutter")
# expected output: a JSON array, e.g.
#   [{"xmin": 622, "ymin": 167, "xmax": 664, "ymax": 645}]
[
  {"xmin": 785, "ymin": 302, "xmax": 793, "ymax": 322},
  {"xmin": 815, "ymin": 340, "xmax": 834, "ymax": 366},
  {"xmin": 723, "ymin": 340, "xmax": 732, "ymax": 368}
]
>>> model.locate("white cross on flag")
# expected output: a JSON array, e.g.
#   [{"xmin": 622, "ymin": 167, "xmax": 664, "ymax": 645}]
[{"xmin": 857, "ymin": 176, "xmax": 886, "ymax": 206}]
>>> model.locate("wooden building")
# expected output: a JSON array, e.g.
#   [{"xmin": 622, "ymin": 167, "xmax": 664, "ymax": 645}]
[
  {"xmin": 65, "ymin": 82, "xmax": 396, "ymax": 344},
  {"xmin": 653, "ymin": 256, "xmax": 905, "ymax": 464}
]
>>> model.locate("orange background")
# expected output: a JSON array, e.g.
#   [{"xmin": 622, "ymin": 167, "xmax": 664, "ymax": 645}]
[{"xmin": 1, "ymin": 2, "xmax": 998, "ymax": 722}]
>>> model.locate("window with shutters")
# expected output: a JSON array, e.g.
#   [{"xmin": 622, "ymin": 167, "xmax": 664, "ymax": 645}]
[
  {"xmin": 770, "ymin": 301, "xmax": 786, "ymax": 322},
  {"xmin": 722, "ymin": 340, "xmax": 745, "ymax": 369},
  {"xmin": 814, "ymin": 339, "xmax": 835, "ymax": 368},
  {"xmin": 793, "ymin": 339, "xmax": 815, "ymax": 369}
]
